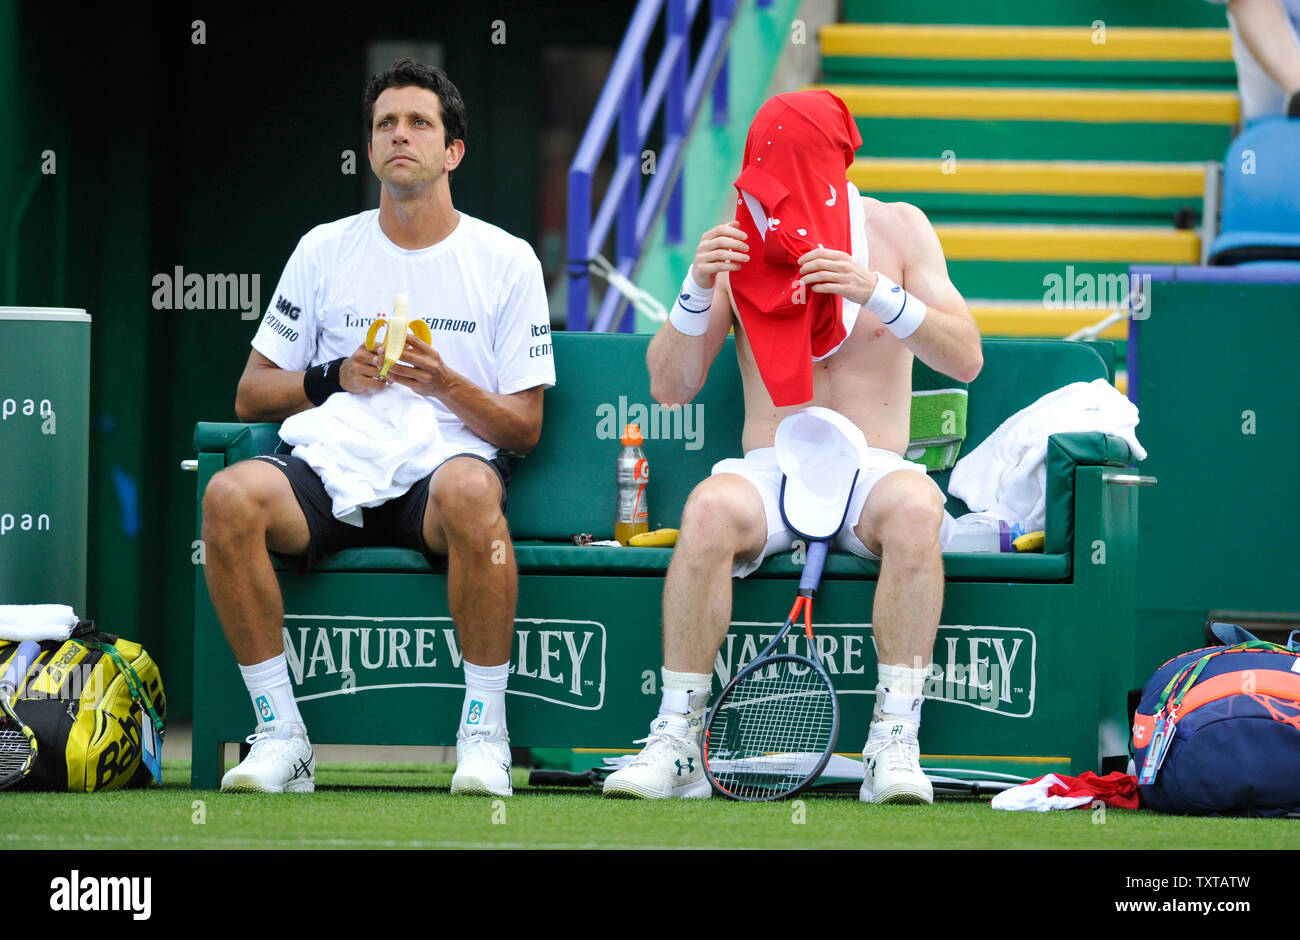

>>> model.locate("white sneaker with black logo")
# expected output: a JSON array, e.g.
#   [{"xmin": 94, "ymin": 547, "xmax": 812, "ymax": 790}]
[
  {"xmin": 220, "ymin": 721, "xmax": 315, "ymax": 794},
  {"xmin": 451, "ymin": 724, "xmax": 514, "ymax": 797},
  {"xmin": 860, "ymin": 716, "xmax": 933, "ymax": 805},
  {"xmin": 602, "ymin": 713, "xmax": 711, "ymax": 799}
]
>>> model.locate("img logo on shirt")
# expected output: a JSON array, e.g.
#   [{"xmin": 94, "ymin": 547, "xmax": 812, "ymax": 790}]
[{"xmin": 466, "ymin": 700, "xmax": 483, "ymax": 725}]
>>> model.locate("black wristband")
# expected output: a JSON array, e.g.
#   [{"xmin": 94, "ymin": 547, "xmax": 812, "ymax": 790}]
[{"xmin": 303, "ymin": 357, "xmax": 346, "ymax": 406}]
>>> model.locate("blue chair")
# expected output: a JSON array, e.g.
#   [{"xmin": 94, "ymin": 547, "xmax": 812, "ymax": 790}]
[{"xmin": 1208, "ymin": 119, "xmax": 1300, "ymax": 266}]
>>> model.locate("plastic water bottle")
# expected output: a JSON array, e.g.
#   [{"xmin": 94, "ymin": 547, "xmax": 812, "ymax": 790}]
[
  {"xmin": 615, "ymin": 424, "xmax": 649, "ymax": 545},
  {"xmin": 946, "ymin": 513, "xmax": 1029, "ymax": 553}
]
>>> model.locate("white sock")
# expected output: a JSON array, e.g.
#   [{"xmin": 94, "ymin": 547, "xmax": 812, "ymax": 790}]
[
  {"xmin": 462, "ymin": 660, "xmax": 509, "ymax": 731},
  {"xmin": 874, "ymin": 662, "xmax": 927, "ymax": 726},
  {"xmin": 239, "ymin": 655, "xmax": 304, "ymax": 734},
  {"xmin": 660, "ymin": 667, "xmax": 712, "ymax": 716}
]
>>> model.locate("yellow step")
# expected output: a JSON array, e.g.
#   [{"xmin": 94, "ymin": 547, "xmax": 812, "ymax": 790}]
[
  {"xmin": 821, "ymin": 23, "xmax": 1232, "ymax": 62},
  {"xmin": 935, "ymin": 223, "xmax": 1199, "ymax": 262},
  {"xmin": 969, "ymin": 301, "xmax": 1128, "ymax": 339},
  {"xmin": 849, "ymin": 158, "xmax": 1205, "ymax": 198},
  {"xmin": 814, "ymin": 83, "xmax": 1240, "ymax": 125}
]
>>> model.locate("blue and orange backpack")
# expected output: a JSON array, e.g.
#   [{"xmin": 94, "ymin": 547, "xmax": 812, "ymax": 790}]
[{"xmin": 1131, "ymin": 623, "xmax": 1300, "ymax": 816}]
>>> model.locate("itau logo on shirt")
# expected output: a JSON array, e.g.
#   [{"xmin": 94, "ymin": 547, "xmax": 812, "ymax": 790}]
[{"xmin": 466, "ymin": 700, "xmax": 483, "ymax": 725}]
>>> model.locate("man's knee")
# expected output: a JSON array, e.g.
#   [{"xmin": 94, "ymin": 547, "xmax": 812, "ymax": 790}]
[
  {"xmin": 431, "ymin": 459, "xmax": 505, "ymax": 535},
  {"xmin": 202, "ymin": 462, "xmax": 309, "ymax": 558},
  {"xmin": 678, "ymin": 476, "xmax": 766, "ymax": 559},
  {"xmin": 202, "ymin": 466, "xmax": 271, "ymax": 540},
  {"xmin": 860, "ymin": 474, "xmax": 945, "ymax": 557}
]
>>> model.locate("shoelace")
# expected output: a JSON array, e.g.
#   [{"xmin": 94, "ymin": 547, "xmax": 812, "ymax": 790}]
[
  {"xmin": 865, "ymin": 735, "xmax": 920, "ymax": 773},
  {"xmin": 626, "ymin": 729, "xmax": 685, "ymax": 767},
  {"xmin": 244, "ymin": 730, "xmax": 306, "ymax": 763},
  {"xmin": 461, "ymin": 732, "xmax": 511, "ymax": 776},
  {"xmin": 462, "ymin": 732, "xmax": 509, "ymax": 757}
]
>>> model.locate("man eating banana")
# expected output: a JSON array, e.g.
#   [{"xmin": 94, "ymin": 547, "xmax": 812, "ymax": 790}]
[
  {"xmin": 202, "ymin": 59, "xmax": 554, "ymax": 797},
  {"xmin": 603, "ymin": 90, "xmax": 982, "ymax": 804}
]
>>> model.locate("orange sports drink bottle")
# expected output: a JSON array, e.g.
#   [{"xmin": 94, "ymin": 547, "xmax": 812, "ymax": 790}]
[{"xmin": 614, "ymin": 423, "xmax": 649, "ymax": 545}]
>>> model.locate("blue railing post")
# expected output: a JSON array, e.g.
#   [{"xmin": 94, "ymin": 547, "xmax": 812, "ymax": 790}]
[
  {"xmin": 711, "ymin": 0, "xmax": 732, "ymax": 127},
  {"xmin": 617, "ymin": 59, "xmax": 642, "ymax": 333},
  {"xmin": 566, "ymin": 170, "xmax": 592, "ymax": 331},
  {"xmin": 665, "ymin": 0, "xmax": 688, "ymax": 245}
]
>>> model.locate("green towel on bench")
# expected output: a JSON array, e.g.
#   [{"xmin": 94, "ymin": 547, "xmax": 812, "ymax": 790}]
[{"xmin": 906, "ymin": 388, "xmax": 968, "ymax": 472}]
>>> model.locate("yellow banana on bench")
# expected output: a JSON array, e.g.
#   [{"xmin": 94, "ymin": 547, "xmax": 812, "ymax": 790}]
[
  {"xmin": 628, "ymin": 528, "xmax": 679, "ymax": 547},
  {"xmin": 365, "ymin": 293, "xmax": 433, "ymax": 379},
  {"xmin": 1012, "ymin": 530, "xmax": 1046, "ymax": 553}
]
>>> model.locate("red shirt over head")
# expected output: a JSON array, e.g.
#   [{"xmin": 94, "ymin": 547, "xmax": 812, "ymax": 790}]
[{"xmin": 729, "ymin": 90, "xmax": 862, "ymax": 407}]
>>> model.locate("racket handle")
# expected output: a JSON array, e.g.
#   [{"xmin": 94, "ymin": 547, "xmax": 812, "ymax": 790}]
[
  {"xmin": 0, "ymin": 640, "xmax": 40, "ymax": 696},
  {"xmin": 799, "ymin": 539, "xmax": 830, "ymax": 595}
]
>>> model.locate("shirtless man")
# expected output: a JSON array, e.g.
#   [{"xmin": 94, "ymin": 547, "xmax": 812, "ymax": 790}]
[{"xmin": 603, "ymin": 91, "xmax": 982, "ymax": 804}]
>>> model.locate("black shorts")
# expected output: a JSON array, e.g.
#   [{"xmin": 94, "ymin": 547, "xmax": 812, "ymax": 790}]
[{"xmin": 252, "ymin": 451, "xmax": 511, "ymax": 574}]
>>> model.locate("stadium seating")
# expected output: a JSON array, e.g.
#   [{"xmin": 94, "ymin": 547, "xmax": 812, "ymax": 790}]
[
  {"xmin": 1207, "ymin": 120, "xmax": 1300, "ymax": 266},
  {"xmin": 189, "ymin": 332, "xmax": 1146, "ymax": 788}
]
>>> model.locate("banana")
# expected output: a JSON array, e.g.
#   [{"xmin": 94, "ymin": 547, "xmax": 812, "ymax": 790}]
[
  {"xmin": 365, "ymin": 294, "xmax": 433, "ymax": 378},
  {"xmin": 628, "ymin": 527, "xmax": 679, "ymax": 547},
  {"xmin": 1012, "ymin": 530, "xmax": 1046, "ymax": 553}
]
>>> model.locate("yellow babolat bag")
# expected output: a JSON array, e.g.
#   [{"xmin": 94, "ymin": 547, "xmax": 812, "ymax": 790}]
[{"xmin": 0, "ymin": 621, "xmax": 165, "ymax": 791}]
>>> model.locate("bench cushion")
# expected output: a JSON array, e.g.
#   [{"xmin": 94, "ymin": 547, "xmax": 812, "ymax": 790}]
[{"xmin": 288, "ymin": 543, "xmax": 1071, "ymax": 581}]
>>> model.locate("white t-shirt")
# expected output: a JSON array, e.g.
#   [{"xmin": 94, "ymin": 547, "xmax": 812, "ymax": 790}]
[{"xmin": 252, "ymin": 209, "xmax": 556, "ymax": 460}]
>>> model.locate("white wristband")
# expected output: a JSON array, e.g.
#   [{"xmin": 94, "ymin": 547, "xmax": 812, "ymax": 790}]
[
  {"xmin": 865, "ymin": 273, "xmax": 927, "ymax": 339},
  {"xmin": 668, "ymin": 266, "xmax": 713, "ymax": 337}
]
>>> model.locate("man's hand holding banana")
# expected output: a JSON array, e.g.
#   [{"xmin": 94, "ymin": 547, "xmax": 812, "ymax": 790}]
[
  {"xmin": 382, "ymin": 330, "xmax": 455, "ymax": 398},
  {"xmin": 339, "ymin": 343, "xmax": 392, "ymax": 394}
]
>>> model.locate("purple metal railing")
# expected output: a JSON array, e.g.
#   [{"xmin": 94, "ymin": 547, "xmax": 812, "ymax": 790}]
[{"xmin": 566, "ymin": 0, "xmax": 739, "ymax": 332}]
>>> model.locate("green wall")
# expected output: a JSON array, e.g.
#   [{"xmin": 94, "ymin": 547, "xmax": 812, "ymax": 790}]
[{"xmin": 1133, "ymin": 280, "xmax": 1300, "ymax": 679}]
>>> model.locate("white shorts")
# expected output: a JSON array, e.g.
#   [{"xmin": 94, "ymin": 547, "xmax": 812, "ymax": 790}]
[{"xmin": 710, "ymin": 446, "xmax": 955, "ymax": 578}]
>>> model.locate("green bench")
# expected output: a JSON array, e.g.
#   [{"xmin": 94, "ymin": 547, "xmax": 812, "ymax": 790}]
[{"xmin": 189, "ymin": 333, "xmax": 1143, "ymax": 788}]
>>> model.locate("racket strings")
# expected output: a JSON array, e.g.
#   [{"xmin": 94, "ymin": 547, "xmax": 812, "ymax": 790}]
[
  {"xmin": 709, "ymin": 657, "xmax": 836, "ymax": 800},
  {"xmin": 0, "ymin": 723, "xmax": 33, "ymax": 776}
]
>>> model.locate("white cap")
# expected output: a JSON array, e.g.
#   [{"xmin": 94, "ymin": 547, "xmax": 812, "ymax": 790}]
[{"xmin": 774, "ymin": 406, "xmax": 867, "ymax": 539}]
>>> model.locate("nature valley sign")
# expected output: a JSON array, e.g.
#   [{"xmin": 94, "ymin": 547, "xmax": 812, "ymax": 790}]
[
  {"xmin": 717, "ymin": 623, "xmax": 1036, "ymax": 717},
  {"xmin": 282, "ymin": 615, "xmax": 606, "ymax": 710}
]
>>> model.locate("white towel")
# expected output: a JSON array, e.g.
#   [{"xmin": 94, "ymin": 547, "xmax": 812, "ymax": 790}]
[
  {"xmin": 990, "ymin": 774, "xmax": 1098, "ymax": 811},
  {"xmin": 0, "ymin": 604, "xmax": 78, "ymax": 642},
  {"xmin": 949, "ymin": 379, "xmax": 1146, "ymax": 531},
  {"xmin": 278, "ymin": 383, "xmax": 457, "ymax": 527}
]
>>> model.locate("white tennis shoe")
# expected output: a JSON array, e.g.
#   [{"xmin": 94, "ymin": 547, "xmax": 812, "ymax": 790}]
[
  {"xmin": 602, "ymin": 713, "xmax": 711, "ymax": 799},
  {"xmin": 220, "ymin": 720, "xmax": 315, "ymax": 794},
  {"xmin": 860, "ymin": 716, "xmax": 933, "ymax": 805},
  {"xmin": 451, "ymin": 724, "xmax": 514, "ymax": 797}
]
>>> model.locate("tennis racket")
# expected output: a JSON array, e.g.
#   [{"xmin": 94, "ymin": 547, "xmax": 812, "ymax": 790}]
[
  {"xmin": 703, "ymin": 538, "xmax": 839, "ymax": 801},
  {"xmin": 0, "ymin": 640, "xmax": 40, "ymax": 792}
]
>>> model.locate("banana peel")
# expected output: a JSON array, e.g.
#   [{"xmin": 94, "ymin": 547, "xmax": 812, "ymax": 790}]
[
  {"xmin": 1012, "ymin": 530, "xmax": 1046, "ymax": 553},
  {"xmin": 628, "ymin": 527, "xmax": 679, "ymax": 547},
  {"xmin": 365, "ymin": 293, "xmax": 433, "ymax": 378}
]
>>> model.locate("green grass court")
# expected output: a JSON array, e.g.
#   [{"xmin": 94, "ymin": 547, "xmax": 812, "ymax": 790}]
[{"xmin": 5, "ymin": 762, "xmax": 1293, "ymax": 851}]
